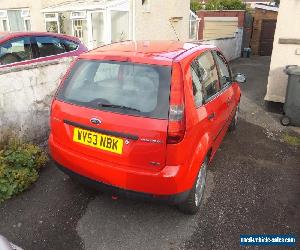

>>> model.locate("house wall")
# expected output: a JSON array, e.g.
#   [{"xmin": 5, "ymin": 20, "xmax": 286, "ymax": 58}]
[
  {"xmin": 0, "ymin": 57, "xmax": 74, "ymax": 143},
  {"xmin": 250, "ymin": 8, "xmax": 278, "ymax": 55},
  {"xmin": 132, "ymin": 0, "xmax": 190, "ymax": 41},
  {"xmin": 265, "ymin": 0, "xmax": 300, "ymax": 103},
  {"xmin": 0, "ymin": 0, "xmax": 67, "ymax": 32}
]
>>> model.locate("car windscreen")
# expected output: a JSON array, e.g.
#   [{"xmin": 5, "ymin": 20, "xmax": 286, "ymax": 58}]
[{"xmin": 57, "ymin": 60, "xmax": 172, "ymax": 119}]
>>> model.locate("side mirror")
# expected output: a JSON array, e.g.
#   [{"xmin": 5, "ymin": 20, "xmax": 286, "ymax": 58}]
[{"xmin": 234, "ymin": 73, "xmax": 247, "ymax": 83}]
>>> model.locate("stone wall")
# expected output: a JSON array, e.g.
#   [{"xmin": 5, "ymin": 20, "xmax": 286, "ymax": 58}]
[{"xmin": 0, "ymin": 57, "xmax": 74, "ymax": 143}]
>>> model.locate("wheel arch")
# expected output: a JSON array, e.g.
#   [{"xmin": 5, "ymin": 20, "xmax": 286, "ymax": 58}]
[{"xmin": 182, "ymin": 133, "xmax": 213, "ymax": 190}]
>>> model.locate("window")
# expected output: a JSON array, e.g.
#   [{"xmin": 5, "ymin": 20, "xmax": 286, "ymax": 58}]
[
  {"xmin": 0, "ymin": 37, "xmax": 32, "ymax": 65},
  {"xmin": 62, "ymin": 39, "xmax": 78, "ymax": 52},
  {"xmin": 2, "ymin": 19, "xmax": 8, "ymax": 31},
  {"xmin": 191, "ymin": 61, "xmax": 204, "ymax": 107},
  {"xmin": 213, "ymin": 52, "xmax": 231, "ymax": 88},
  {"xmin": 7, "ymin": 10, "xmax": 24, "ymax": 31},
  {"xmin": 72, "ymin": 19, "xmax": 88, "ymax": 45},
  {"xmin": 44, "ymin": 13, "xmax": 59, "ymax": 33},
  {"xmin": 24, "ymin": 19, "xmax": 31, "ymax": 31},
  {"xmin": 0, "ymin": 9, "xmax": 30, "ymax": 32},
  {"xmin": 57, "ymin": 60, "xmax": 172, "ymax": 119},
  {"xmin": 190, "ymin": 51, "xmax": 220, "ymax": 105},
  {"xmin": 35, "ymin": 36, "xmax": 65, "ymax": 57}
]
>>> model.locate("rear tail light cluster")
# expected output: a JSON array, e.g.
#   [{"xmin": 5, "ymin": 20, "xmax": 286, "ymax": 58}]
[{"xmin": 167, "ymin": 62, "xmax": 186, "ymax": 144}]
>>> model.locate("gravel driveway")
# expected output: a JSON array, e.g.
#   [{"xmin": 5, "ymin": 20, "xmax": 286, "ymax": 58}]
[{"xmin": 0, "ymin": 56, "xmax": 299, "ymax": 250}]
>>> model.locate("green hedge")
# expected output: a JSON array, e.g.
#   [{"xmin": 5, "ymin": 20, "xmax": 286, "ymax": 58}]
[{"xmin": 0, "ymin": 139, "xmax": 48, "ymax": 203}]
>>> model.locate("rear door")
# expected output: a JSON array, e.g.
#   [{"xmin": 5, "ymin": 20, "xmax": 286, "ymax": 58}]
[
  {"xmin": 51, "ymin": 59, "xmax": 172, "ymax": 171},
  {"xmin": 187, "ymin": 50, "xmax": 223, "ymax": 150}
]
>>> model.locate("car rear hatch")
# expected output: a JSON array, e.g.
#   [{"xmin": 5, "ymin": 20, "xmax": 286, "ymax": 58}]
[{"xmin": 51, "ymin": 59, "xmax": 172, "ymax": 171}]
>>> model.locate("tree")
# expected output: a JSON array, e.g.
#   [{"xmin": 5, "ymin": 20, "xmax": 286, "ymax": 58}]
[
  {"xmin": 205, "ymin": 0, "xmax": 246, "ymax": 10},
  {"xmin": 191, "ymin": 0, "xmax": 203, "ymax": 13}
]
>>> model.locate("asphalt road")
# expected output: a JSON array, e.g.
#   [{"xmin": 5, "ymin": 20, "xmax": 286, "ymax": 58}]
[{"xmin": 0, "ymin": 56, "xmax": 299, "ymax": 250}]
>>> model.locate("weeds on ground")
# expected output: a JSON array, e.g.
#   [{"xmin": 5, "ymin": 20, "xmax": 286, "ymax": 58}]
[
  {"xmin": 282, "ymin": 133, "xmax": 300, "ymax": 147},
  {"xmin": 0, "ymin": 138, "xmax": 48, "ymax": 203}
]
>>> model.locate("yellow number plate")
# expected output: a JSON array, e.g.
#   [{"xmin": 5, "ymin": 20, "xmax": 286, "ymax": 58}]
[{"xmin": 73, "ymin": 128, "xmax": 124, "ymax": 154}]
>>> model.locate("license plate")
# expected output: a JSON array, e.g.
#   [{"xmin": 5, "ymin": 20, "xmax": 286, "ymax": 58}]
[{"xmin": 73, "ymin": 128, "xmax": 124, "ymax": 154}]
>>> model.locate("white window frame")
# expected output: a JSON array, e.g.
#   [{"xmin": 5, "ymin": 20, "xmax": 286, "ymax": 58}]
[
  {"xmin": 23, "ymin": 17, "xmax": 31, "ymax": 31},
  {"xmin": 0, "ymin": 9, "xmax": 31, "ymax": 32},
  {"xmin": 21, "ymin": 9, "xmax": 30, "ymax": 18},
  {"xmin": 21, "ymin": 9, "xmax": 31, "ymax": 31},
  {"xmin": 0, "ymin": 10, "xmax": 8, "ymax": 18},
  {"xmin": 0, "ymin": 10, "xmax": 10, "ymax": 31},
  {"xmin": 70, "ymin": 11, "xmax": 87, "ymax": 20},
  {"xmin": 44, "ymin": 12, "xmax": 60, "ymax": 33}
]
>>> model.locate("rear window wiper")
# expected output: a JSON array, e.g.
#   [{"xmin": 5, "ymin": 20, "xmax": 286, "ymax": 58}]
[{"xmin": 98, "ymin": 103, "xmax": 141, "ymax": 112}]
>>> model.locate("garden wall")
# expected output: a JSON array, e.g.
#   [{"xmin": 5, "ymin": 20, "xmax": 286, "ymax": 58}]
[
  {"xmin": 0, "ymin": 57, "xmax": 74, "ymax": 143},
  {"xmin": 204, "ymin": 28, "xmax": 243, "ymax": 61}
]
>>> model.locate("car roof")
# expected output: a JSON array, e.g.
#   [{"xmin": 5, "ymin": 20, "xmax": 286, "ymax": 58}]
[
  {"xmin": 0, "ymin": 31, "xmax": 80, "ymax": 43},
  {"xmin": 80, "ymin": 41, "xmax": 217, "ymax": 65}
]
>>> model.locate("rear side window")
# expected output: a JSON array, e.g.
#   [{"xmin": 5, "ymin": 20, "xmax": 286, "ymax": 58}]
[
  {"xmin": 191, "ymin": 61, "xmax": 204, "ymax": 107},
  {"xmin": 35, "ymin": 36, "xmax": 65, "ymax": 57},
  {"xmin": 190, "ymin": 51, "xmax": 220, "ymax": 105},
  {"xmin": 62, "ymin": 39, "xmax": 78, "ymax": 52},
  {"xmin": 213, "ymin": 51, "xmax": 231, "ymax": 88},
  {"xmin": 57, "ymin": 60, "xmax": 171, "ymax": 119},
  {"xmin": 0, "ymin": 37, "xmax": 33, "ymax": 65}
]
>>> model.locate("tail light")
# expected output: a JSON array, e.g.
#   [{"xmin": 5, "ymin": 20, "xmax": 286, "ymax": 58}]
[
  {"xmin": 167, "ymin": 62, "xmax": 186, "ymax": 144},
  {"xmin": 49, "ymin": 59, "xmax": 78, "ymax": 129}
]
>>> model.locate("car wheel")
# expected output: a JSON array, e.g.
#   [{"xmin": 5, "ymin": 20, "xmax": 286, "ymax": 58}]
[
  {"xmin": 229, "ymin": 105, "xmax": 239, "ymax": 131},
  {"xmin": 178, "ymin": 158, "xmax": 208, "ymax": 215},
  {"xmin": 280, "ymin": 116, "xmax": 291, "ymax": 126}
]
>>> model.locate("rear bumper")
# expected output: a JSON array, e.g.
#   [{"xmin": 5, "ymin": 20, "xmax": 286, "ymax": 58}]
[
  {"xmin": 53, "ymin": 160, "xmax": 189, "ymax": 204},
  {"xmin": 49, "ymin": 134, "xmax": 191, "ymax": 202}
]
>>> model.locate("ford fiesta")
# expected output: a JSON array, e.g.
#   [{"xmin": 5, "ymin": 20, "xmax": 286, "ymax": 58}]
[{"xmin": 49, "ymin": 41, "xmax": 246, "ymax": 214}]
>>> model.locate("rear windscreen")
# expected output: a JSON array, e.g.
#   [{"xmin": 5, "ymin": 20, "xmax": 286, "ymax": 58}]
[{"xmin": 57, "ymin": 60, "xmax": 171, "ymax": 119}]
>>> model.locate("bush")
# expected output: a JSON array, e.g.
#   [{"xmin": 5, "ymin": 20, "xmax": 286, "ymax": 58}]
[
  {"xmin": 205, "ymin": 0, "xmax": 246, "ymax": 10},
  {"xmin": 0, "ymin": 139, "xmax": 48, "ymax": 203},
  {"xmin": 191, "ymin": 0, "xmax": 204, "ymax": 13}
]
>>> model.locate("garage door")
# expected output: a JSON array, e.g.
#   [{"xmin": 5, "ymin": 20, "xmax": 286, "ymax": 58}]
[
  {"xmin": 204, "ymin": 17, "xmax": 238, "ymax": 40},
  {"xmin": 259, "ymin": 20, "xmax": 277, "ymax": 56}
]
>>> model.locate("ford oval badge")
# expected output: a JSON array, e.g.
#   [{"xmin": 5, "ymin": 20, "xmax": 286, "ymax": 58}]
[{"xmin": 90, "ymin": 118, "xmax": 102, "ymax": 125}]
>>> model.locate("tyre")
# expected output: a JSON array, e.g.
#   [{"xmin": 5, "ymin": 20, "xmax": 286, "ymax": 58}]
[
  {"xmin": 280, "ymin": 116, "xmax": 291, "ymax": 126},
  {"xmin": 229, "ymin": 105, "xmax": 239, "ymax": 131},
  {"xmin": 178, "ymin": 158, "xmax": 208, "ymax": 215}
]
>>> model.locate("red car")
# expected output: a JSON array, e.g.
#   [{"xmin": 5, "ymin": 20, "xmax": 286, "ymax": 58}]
[
  {"xmin": 49, "ymin": 41, "xmax": 246, "ymax": 214},
  {"xmin": 0, "ymin": 32, "xmax": 87, "ymax": 68}
]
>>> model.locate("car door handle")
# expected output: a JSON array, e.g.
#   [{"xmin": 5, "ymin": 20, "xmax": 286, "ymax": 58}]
[{"xmin": 208, "ymin": 112, "xmax": 216, "ymax": 121}]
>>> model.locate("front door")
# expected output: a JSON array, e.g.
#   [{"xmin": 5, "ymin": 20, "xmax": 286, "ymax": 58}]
[
  {"xmin": 212, "ymin": 51, "xmax": 236, "ymax": 148},
  {"xmin": 72, "ymin": 19, "xmax": 88, "ymax": 46},
  {"xmin": 259, "ymin": 20, "xmax": 277, "ymax": 56}
]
